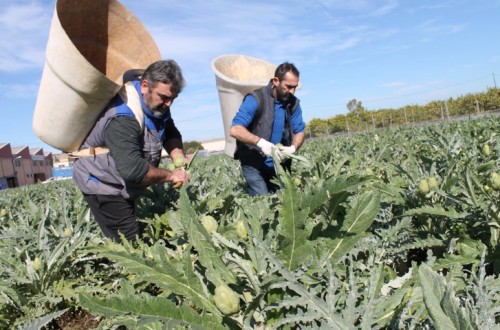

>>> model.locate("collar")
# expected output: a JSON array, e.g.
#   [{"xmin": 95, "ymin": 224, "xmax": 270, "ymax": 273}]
[
  {"xmin": 131, "ymin": 80, "xmax": 172, "ymax": 139},
  {"xmin": 131, "ymin": 80, "xmax": 172, "ymax": 123}
]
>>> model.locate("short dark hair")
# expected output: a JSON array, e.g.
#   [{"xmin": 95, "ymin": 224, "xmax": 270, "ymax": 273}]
[
  {"xmin": 142, "ymin": 60, "xmax": 185, "ymax": 96},
  {"xmin": 274, "ymin": 62, "xmax": 299, "ymax": 81}
]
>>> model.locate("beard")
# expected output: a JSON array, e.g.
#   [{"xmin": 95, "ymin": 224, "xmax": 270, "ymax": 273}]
[
  {"xmin": 144, "ymin": 92, "xmax": 169, "ymax": 116},
  {"xmin": 150, "ymin": 103, "xmax": 169, "ymax": 117},
  {"xmin": 276, "ymin": 88, "xmax": 290, "ymax": 102}
]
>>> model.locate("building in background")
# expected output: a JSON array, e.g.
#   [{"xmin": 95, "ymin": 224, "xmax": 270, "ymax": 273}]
[
  {"xmin": 53, "ymin": 153, "xmax": 72, "ymax": 168},
  {"xmin": 200, "ymin": 137, "xmax": 225, "ymax": 152},
  {"xmin": 0, "ymin": 143, "xmax": 16, "ymax": 189},
  {"xmin": 30, "ymin": 147, "xmax": 53, "ymax": 183},
  {"xmin": 0, "ymin": 143, "xmax": 53, "ymax": 189},
  {"xmin": 11, "ymin": 146, "xmax": 34, "ymax": 186}
]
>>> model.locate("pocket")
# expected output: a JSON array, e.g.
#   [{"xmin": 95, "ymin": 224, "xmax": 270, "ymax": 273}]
[{"xmin": 86, "ymin": 175, "xmax": 122, "ymax": 196}]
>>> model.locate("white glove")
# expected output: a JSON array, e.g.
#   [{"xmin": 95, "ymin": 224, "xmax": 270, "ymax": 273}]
[
  {"xmin": 278, "ymin": 145, "xmax": 296, "ymax": 155},
  {"xmin": 256, "ymin": 138, "xmax": 275, "ymax": 157}
]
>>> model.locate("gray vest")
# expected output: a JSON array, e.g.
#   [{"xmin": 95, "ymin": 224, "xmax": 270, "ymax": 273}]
[
  {"xmin": 235, "ymin": 81, "xmax": 299, "ymax": 163},
  {"xmin": 73, "ymin": 93, "xmax": 163, "ymax": 200}
]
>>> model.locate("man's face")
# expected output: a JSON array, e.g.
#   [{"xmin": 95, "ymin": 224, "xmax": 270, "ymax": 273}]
[
  {"xmin": 273, "ymin": 72, "xmax": 299, "ymax": 102},
  {"xmin": 141, "ymin": 80, "xmax": 176, "ymax": 116}
]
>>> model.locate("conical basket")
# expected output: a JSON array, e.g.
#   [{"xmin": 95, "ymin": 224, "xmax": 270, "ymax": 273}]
[
  {"xmin": 33, "ymin": 0, "xmax": 161, "ymax": 152},
  {"xmin": 211, "ymin": 54, "xmax": 276, "ymax": 157}
]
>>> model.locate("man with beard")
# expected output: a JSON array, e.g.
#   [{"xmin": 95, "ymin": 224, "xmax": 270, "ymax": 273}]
[
  {"xmin": 72, "ymin": 60, "xmax": 190, "ymax": 242},
  {"xmin": 230, "ymin": 62, "xmax": 306, "ymax": 196}
]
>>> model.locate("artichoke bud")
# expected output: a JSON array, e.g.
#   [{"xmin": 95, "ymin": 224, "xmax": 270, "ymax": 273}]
[
  {"xmin": 201, "ymin": 215, "xmax": 218, "ymax": 234},
  {"xmin": 235, "ymin": 220, "xmax": 248, "ymax": 240},
  {"xmin": 418, "ymin": 179, "xmax": 430, "ymax": 194},
  {"xmin": 214, "ymin": 284, "xmax": 240, "ymax": 315}
]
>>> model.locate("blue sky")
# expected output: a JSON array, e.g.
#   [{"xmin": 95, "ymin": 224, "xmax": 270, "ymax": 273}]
[{"xmin": 1, "ymin": 0, "xmax": 499, "ymax": 154}]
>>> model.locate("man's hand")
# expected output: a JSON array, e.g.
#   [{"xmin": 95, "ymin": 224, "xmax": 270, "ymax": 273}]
[
  {"xmin": 170, "ymin": 168, "xmax": 190, "ymax": 189},
  {"xmin": 257, "ymin": 138, "xmax": 286, "ymax": 161},
  {"xmin": 257, "ymin": 138, "xmax": 276, "ymax": 157},
  {"xmin": 278, "ymin": 145, "xmax": 296, "ymax": 155}
]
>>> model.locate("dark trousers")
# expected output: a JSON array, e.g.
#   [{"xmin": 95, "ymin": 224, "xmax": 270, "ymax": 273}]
[
  {"xmin": 241, "ymin": 159, "xmax": 291, "ymax": 196},
  {"xmin": 241, "ymin": 164, "xmax": 279, "ymax": 196},
  {"xmin": 84, "ymin": 194, "xmax": 140, "ymax": 242}
]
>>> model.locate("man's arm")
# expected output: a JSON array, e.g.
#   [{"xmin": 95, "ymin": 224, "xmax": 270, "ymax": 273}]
[
  {"xmin": 229, "ymin": 95, "xmax": 281, "ymax": 158},
  {"xmin": 291, "ymin": 132, "xmax": 305, "ymax": 151},
  {"xmin": 105, "ymin": 116, "xmax": 189, "ymax": 188},
  {"xmin": 230, "ymin": 95, "xmax": 260, "ymax": 145},
  {"xmin": 141, "ymin": 135, "xmax": 189, "ymax": 187},
  {"xmin": 104, "ymin": 116, "xmax": 150, "ymax": 183},
  {"xmin": 162, "ymin": 119, "xmax": 186, "ymax": 159},
  {"xmin": 164, "ymin": 137, "xmax": 185, "ymax": 160},
  {"xmin": 290, "ymin": 103, "xmax": 306, "ymax": 151},
  {"xmin": 142, "ymin": 121, "xmax": 189, "ymax": 187},
  {"xmin": 229, "ymin": 125, "xmax": 260, "ymax": 145},
  {"xmin": 140, "ymin": 165, "xmax": 188, "ymax": 187}
]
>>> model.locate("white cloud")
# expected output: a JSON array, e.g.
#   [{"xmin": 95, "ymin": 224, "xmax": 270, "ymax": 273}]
[
  {"xmin": 333, "ymin": 37, "xmax": 362, "ymax": 51},
  {"xmin": 151, "ymin": 28, "xmax": 230, "ymax": 66},
  {"xmin": 371, "ymin": 0, "xmax": 399, "ymax": 17},
  {"xmin": 315, "ymin": 0, "xmax": 399, "ymax": 17},
  {"xmin": 340, "ymin": 57, "xmax": 366, "ymax": 65},
  {"xmin": 361, "ymin": 79, "xmax": 447, "ymax": 106},
  {"xmin": 0, "ymin": 82, "xmax": 40, "ymax": 99},
  {"xmin": 381, "ymin": 81, "xmax": 407, "ymax": 88},
  {"xmin": 0, "ymin": 2, "xmax": 50, "ymax": 32},
  {"xmin": 316, "ymin": 0, "xmax": 373, "ymax": 11},
  {"xmin": 416, "ymin": 19, "xmax": 465, "ymax": 36},
  {"xmin": 392, "ymin": 79, "xmax": 445, "ymax": 95},
  {"xmin": 0, "ymin": 2, "xmax": 51, "ymax": 72}
]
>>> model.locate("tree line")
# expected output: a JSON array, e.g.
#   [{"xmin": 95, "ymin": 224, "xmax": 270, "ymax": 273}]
[{"xmin": 306, "ymin": 87, "xmax": 500, "ymax": 137}]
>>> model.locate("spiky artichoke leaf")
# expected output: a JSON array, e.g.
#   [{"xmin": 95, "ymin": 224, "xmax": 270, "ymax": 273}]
[
  {"xmin": 277, "ymin": 172, "xmax": 312, "ymax": 271},
  {"xmin": 320, "ymin": 191, "xmax": 380, "ymax": 268},
  {"xmin": 79, "ymin": 292, "xmax": 224, "ymax": 330}
]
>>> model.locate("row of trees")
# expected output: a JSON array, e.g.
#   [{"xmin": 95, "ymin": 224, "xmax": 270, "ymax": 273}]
[
  {"xmin": 306, "ymin": 87, "xmax": 500, "ymax": 137},
  {"xmin": 183, "ymin": 87, "xmax": 499, "ymax": 147},
  {"xmin": 182, "ymin": 141, "xmax": 204, "ymax": 154}
]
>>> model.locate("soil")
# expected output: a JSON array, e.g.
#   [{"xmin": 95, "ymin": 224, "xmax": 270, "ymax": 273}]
[{"xmin": 45, "ymin": 308, "xmax": 101, "ymax": 330}]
